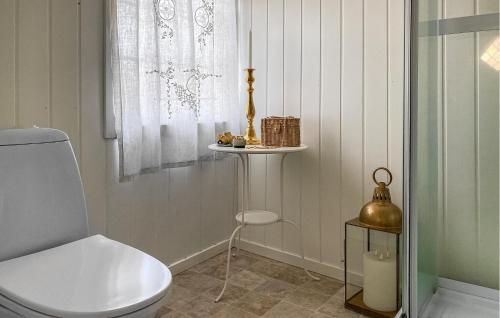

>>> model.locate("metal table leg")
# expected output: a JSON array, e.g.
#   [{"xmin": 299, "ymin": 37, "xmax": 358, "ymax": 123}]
[{"xmin": 215, "ymin": 153, "xmax": 248, "ymax": 302}]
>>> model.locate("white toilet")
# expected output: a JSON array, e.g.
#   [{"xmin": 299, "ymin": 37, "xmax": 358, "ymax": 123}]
[{"xmin": 0, "ymin": 128, "xmax": 171, "ymax": 318}]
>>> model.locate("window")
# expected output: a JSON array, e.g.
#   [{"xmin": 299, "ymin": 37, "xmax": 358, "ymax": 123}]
[{"xmin": 106, "ymin": 0, "xmax": 240, "ymax": 179}]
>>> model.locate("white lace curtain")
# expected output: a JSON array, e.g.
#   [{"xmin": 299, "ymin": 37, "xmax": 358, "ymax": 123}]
[{"xmin": 110, "ymin": 0, "xmax": 239, "ymax": 178}]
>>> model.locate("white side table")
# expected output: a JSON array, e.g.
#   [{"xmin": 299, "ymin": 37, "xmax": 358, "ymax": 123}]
[{"xmin": 208, "ymin": 144, "xmax": 319, "ymax": 302}]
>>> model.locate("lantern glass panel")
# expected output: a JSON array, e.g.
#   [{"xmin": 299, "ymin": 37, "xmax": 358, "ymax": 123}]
[
  {"xmin": 345, "ymin": 223, "xmax": 364, "ymax": 302},
  {"xmin": 345, "ymin": 218, "xmax": 401, "ymax": 318}
]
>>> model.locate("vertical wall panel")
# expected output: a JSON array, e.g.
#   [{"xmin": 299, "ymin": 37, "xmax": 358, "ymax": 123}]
[
  {"xmin": 341, "ymin": 0, "xmax": 364, "ymax": 233},
  {"xmin": 155, "ymin": 170, "xmax": 174, "ymax": 263},
  {"xmin": 200, "ymin": 160, "xmax": 218, "ymax": 246},
  {"xmin": 168, "ymin": 166, "xmax": 202, "ymax": 260},
  {"xmin": 17, "ymin": 0, "xmax": 50, "ymax": 128},
  {"xmin": 0, "ymin": 0, "xmax": 17, "ymax": 128},
  {"xmin": 363, "ymin": 0, "xmax": 393, "ymax": 267},
  {"xmin": 200, "ymin": 158, "xmax": 236, "ymax": 247},
  {"xmin": 301, "ymin": 0, "xmax": 321, "ymax": 261},
  {"xmin": 106, "ymin": 142, "xmax": 135, "ymax": 245},
  {"xmin": 129, "ymin": 172, "xmax": 162, "ymax": 256},
  {"xmin": 265, "ymin": 0, "xmax": 285, "ymax": 250},
  {"xmin": 320, "ymin": 0, "xmax": 342, "ymax": 266},
  {"xmin": 388, "ymin": 0, "xmax": 405, "ymax": 208},
  {"xmin": 217, "ymin": 158, "xmax": 239, "ymax": 241},
  {"xmin": 80, "ymin": 0, "xmax": 107, "ymax": 235},
  {"xmin": 237, "ymin": 0, "xmax": 251, "ymax": 247},
  {"xmin": 282, "ymin": 0, "xmax": 303, "ymax": 255},
  {"xmin": 246, "ymin": 0, "xmax": 268, "ymax": 245},
  {"xmin": 364, "ymin": 0, "xmax": 388, "ymax": 199},
  {"xmin": 50, "ymin": 0, "xmax": 81, "ymax": 158}
]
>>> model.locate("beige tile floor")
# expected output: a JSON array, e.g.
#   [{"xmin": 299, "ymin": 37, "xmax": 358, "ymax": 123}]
[{"xmin": 155, "ymin": 250, "xmax": 368, "ymax": 318}]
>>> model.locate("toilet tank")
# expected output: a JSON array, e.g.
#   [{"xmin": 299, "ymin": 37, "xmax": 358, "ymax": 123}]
[{"xmin": 0, "ymin": 128, "xmax": 88, "ymax": 261}]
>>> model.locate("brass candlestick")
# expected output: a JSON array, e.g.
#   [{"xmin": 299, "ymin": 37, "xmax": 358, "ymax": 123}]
[{"xmin": 244, "ymin": 68, "xmax": 260, "ymax": 145}]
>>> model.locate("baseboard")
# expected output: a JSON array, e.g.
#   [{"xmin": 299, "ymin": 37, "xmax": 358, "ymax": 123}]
[
  {"xmin": 167, "ymin": 238, "xmax": 365, "ymax": 286},
  {"xmin": 438, "ymin": 277, "xmax": 499, "ymax": 301},
  {"xmin": 168, "ymin": 239, "xmax": 229, "ymax": 275},
  {"xmin": 239, "ymin": 239, "xmax": 363, "ymax": 285}
]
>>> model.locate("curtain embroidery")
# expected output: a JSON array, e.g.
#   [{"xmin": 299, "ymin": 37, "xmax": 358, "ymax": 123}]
[
  {"xmin": 155, "ymin": 0, "xmax": 176, "ymax": 39},
  {"xmin": 146, "ymin": 65, "xmax": 220, "ymax": 117},
  {"xmin": 150, "ymin": 0, "xmax": 219, "ymax": 117},
  {"xmin": 194, "ymin": 0, "xmax": 214, "ymax": 48}
]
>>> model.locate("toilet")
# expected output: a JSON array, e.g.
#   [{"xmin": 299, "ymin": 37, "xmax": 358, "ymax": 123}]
[{"xmin": 0, "ymin": 128, "xmax": 171, "ymax": 318}]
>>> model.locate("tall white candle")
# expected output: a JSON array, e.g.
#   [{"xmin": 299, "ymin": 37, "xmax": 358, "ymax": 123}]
[
  {"xmin": 249, "ymin": 30, "xmax": 253, "ymax": 68},
  {"xmin": 363, "ymin": 250, "xmax": 397, "ymax": 312}
]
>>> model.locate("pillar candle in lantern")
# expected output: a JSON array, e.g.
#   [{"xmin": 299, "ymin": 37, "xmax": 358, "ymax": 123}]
[{"xmin": 363, "ymin": 250, "xmax": 397, "ymax": 312}]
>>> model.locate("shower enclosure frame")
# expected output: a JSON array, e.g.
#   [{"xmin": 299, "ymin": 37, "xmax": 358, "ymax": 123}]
[
  {"xmin": 402, "ymin": 0, "xmax": 412, "ymax": 317},
  {"xmin": 404, "ymin": 1, "xmax": 499, "ymax": 317}
]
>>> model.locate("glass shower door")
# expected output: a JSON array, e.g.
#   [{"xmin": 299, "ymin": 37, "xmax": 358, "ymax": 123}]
[
  {"xmin": 409, "ymin": 0, "xmax": 499, "ymax": 317},
  {"xmin": 409, "ymin": 0, "xmax": 441, "ymax": 315}
]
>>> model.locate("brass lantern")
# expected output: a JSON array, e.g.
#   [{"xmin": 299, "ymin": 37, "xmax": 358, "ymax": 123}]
[
  {"xmin": 359, "ymin": 167, "xmax": 402, "ymax": 230},
  {"xmin": 344, "ymin": 167, "xmax": 402, "ymax": 318}
]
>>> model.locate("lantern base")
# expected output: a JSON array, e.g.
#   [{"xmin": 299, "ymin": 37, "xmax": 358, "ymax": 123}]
[{"xmin": 345, "ymin": 290, "xmax": 398, "ymax": 318}]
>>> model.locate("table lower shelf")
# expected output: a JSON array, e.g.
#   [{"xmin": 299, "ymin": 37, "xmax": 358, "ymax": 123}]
[{"xmin": 236, "ymin": 210, "xmax": 280, "ymax": 225}]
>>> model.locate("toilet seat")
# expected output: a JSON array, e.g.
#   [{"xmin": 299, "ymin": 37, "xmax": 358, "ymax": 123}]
[
  {"xmin": 0, "ymin": 235, "xmax": 171, "ymax": 318},
  {"xmin": 0, "ymin": 294, "xmax": 164, "ymax": 318}
]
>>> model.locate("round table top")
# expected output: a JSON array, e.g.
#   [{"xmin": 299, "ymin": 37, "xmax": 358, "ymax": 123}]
[{"xmin": 208, "ymin": 143, "xmax": 308, "ymax": 154}]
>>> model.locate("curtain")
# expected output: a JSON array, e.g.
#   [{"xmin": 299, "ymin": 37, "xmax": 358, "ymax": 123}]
[{"xmin": 110, "ymin": 0, "xmax": 239, "ymax": 178}]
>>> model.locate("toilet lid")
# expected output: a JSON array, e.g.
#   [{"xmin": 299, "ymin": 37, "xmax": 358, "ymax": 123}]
[{"xmin": 0, "ymin": 235, "xmax": 171, "ymax": 318}]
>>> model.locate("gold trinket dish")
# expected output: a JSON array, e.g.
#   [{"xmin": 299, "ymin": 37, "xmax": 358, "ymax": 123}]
[{"xmin": 217, "ymin": 132, "xmax": 234, "ymax": 146}]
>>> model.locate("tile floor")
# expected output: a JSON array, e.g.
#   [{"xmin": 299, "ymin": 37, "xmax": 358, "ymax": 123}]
[{"xmin": 156, "ymin": 250, "xmax": 368, "ymax": 318}]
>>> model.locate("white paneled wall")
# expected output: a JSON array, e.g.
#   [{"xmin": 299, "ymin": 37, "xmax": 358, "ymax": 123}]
[
  {"xmin": 0, "ymin": 0, "xmax": 235, "ymax": 270},
  {"xmin": 0, "ymin": 0, "xmax": 406, "ymax": 279},
  {"xmin": 438, "ymin": 0, "xmax": 499, "ymax": 289},
  {"xmin": 237, "ymin": 0, "xmax": 405, "ymax": 278},
  {"xmin": 106, "ymin": 145, "xmax": 237, "ymax": 265},
  {"xmin": 0, "ymin": 0, "xmax": 107, "ymax": 235}
]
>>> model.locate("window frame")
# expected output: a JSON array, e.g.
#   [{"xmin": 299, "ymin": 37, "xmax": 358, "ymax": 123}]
[{"xmin": 104, "ymin": 0, "xmax": 117, "ymax": 139}]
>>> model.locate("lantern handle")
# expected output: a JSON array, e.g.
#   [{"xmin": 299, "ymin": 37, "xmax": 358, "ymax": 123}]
[{"xmin": 372, "ymin": 167, "xmax": 393, "ymax": 186}]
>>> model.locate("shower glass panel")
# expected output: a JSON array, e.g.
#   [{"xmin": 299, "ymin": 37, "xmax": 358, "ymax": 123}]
[
  {"xmin": 411, "ymin": 0, "xmax": 499, "ymax": 316},
  {"xmin": 411, "ymin": 0, "xmax": 440, "ymax": 313},
  {"xmin": 440, "ymin": 27, "xmax": 499, "ymax": 291}
]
